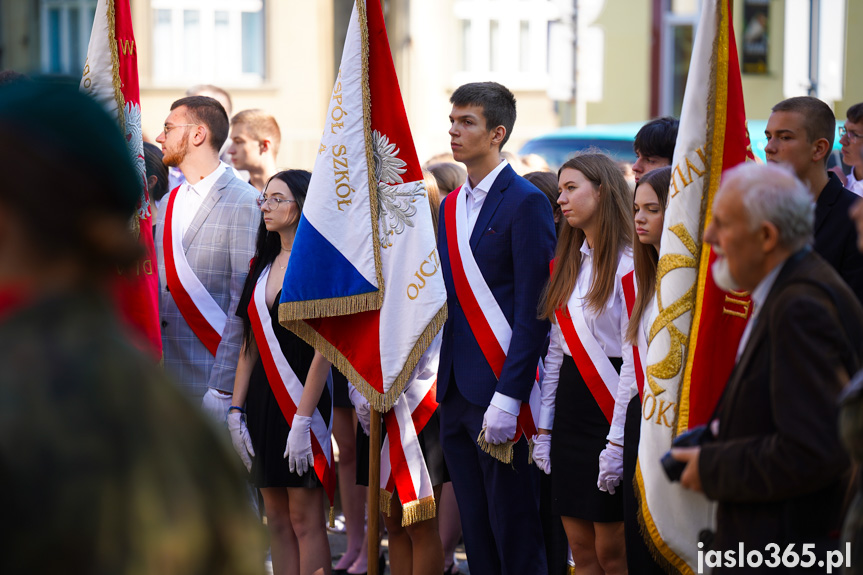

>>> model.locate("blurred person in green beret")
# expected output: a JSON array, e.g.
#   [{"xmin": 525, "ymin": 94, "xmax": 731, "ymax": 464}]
[{"xmin": 0, "ymin": 79, "xmax": 265, "ymax": 575}]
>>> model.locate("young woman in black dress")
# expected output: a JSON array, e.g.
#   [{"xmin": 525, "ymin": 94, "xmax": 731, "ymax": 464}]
[{"xmin": 229, "ymin": 169, "xmax": 334, "ymax": 575}]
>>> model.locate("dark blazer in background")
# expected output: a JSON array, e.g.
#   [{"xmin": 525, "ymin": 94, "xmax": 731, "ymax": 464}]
[
  {"xmin": 814, "ymin": 173, "xmax": 863, "ymax": 303},
  {"xmin": 699, "ymin": 250, "xmax": 863, "ymax": 573}
]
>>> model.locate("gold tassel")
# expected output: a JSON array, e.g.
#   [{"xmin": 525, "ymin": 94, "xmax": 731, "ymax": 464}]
[
  {"xmin": 566, "ymin": 564, "xmax": 576, "ymax": 575},
  {"xmin": 401, "ymin": 495, "xmax": 437, "ymax": 527},
  {"xmin": 476, "ymin": 428, "xmax": 514, "ymax": 465},
  {"xmin": 329, "ymin": 506, "xmax": 336, "ymax": 529},
  {"xmin": 278, "ymin": 291, "xmax": 382, "ymax": 323},
  {"xmin": 379, "ymin": 488, "xmax": 392, "ymax": 517},
  {"xmin": 527, "ymin": 435, "xmax": 535, "ymax": 465}
]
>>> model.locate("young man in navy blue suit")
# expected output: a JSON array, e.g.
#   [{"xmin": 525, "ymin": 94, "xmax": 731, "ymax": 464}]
[{"xmin": 437, "ymin": 82, "xmax": 557, "ymax": 575}]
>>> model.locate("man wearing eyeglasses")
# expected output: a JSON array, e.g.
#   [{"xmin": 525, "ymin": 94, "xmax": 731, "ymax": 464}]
[
  {"xmin": 155, "ymin": 96, "xmax": 259, "ymax": 422},
  {"xmin": 764, "ymin": 96, "xmax": 863, "ymax": 303},
  {"xmin": 841, "ymin": 104, "xmax": 863, "ymax": 198}
]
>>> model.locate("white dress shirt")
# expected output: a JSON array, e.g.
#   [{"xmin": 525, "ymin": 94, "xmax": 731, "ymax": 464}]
[
  {"xmin": 173, "ymin": 162, "xmax": 229, "ymax": 239},
  {"xmin": 462, "ymin": 159, "xmax": 509, "ymax": 235},
  {"xmin": 847, "ymin": 168, "xmax": 863, "ymax": 198},
  {"xmin": 538, "ymin": 245, "xmax": 636, "ymax": 444}
]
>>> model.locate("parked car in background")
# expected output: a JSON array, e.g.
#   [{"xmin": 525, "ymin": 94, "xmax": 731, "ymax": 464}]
[{"xmin": 520, "ymin": 120, "xmax": 847, "ymax": 172}]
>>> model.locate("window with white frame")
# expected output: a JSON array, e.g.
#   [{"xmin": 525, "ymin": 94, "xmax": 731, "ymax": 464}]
[
  {"xmin": 40, "ymin": 0, "xmax": 97, "ymax": 75},
  {"xmin": 660, "ymin": 0, "xmax": 700, "ymax": 117},
  {"xmin": 151, "ymin": 0, "xmax": 265, "ymax": 87},
  {"xmin": 453, "ymin": 0, "xmax": 559, "ymax": 91}
]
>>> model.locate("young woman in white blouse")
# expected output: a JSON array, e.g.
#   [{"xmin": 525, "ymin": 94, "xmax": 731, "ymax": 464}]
[{"xmin": 532, "ymin": 153, "xmax": 635, "ymax": 575}]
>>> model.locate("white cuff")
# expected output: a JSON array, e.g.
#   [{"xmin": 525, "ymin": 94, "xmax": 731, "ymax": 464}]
[{"xmin": 490, "ymin": 391, "xmax": 521, "ymax": 416}]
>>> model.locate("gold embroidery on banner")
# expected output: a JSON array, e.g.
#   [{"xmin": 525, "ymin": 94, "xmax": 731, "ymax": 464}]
[
  {"xmin": 722, "ymin": 294, "xmax": 751, "ymax": 318},
  {"xmin": 645, "ymin": 224, "xmax": 698, "ymax": 400}
]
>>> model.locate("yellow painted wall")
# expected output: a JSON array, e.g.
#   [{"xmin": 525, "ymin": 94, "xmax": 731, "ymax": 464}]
[{"xmin": 585, "ymin": 0, "xmax": 652, "ymax": 124}]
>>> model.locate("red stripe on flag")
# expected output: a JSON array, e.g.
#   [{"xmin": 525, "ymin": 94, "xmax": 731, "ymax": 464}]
[
  {"xmin": 444, "ymin": 189, "xmax": 507, "ymax": 378},
  {"xmin": 163, "ymin": 187, "xmax": 221, "ymax": 356},
  {"xmin": 555, "ymin": 307, "xmax": 615, "ymax": 424}
]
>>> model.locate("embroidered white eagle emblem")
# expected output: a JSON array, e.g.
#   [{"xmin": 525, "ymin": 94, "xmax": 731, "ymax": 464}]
[{"xmin": 372, "ymin": 130, "xmax": 425, "ymax": 248}]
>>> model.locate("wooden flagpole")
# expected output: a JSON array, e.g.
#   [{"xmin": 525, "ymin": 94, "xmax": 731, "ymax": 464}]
[{"xmin": 368, "ymin": 406, "xmax": 381, "ymax": 575}]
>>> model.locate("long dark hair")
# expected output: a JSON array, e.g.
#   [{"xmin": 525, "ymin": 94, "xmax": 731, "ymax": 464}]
[
  {"xmin": 238, "ymin": 169, "xmax": 311, "ymax": 352},
  {"xmin": 627, "ymin": 166, "xmax": 671, "ymax": 344}
]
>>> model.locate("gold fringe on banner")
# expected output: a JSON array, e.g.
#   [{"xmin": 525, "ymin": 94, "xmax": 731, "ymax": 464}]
[
  {"xmin": 379, "ymin": 488, "xmax": 392, "ymax": 516},
  {"xmin": 634, "ymin": 462, "xmax": 692, "ymax": 574},
  {"xmin": 278, "ymin": 290, "xmax": 382, "ymax": 323},
  {"xmin": 105, "ymin": 0, "xmax": 126, "ymax": 134},
  {"xmin": 357, "ymin": 0, "xmax": 385, "ymax": 294},
  {"xmin": 329, "ymin": 506, "xmax": 336, "ymax": 529},
  {"xmin": 281, "ymin": 305, "xmax": 446, "ymax": 413},
  {"xmin": 476, "ymin": 429, "xmax": 514, "ymax": 465},
  {"xmin": 401, "ymin": 495, "xmax": 436, "ymax": 527}
]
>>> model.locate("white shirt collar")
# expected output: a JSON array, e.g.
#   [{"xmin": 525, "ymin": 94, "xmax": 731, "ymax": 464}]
[
  {"xmin": 847, "ymin": 169, "xmax": 863, "ymax": 197},
  {"xmin": 750, "ymin": 260, "xmax": 783, "ymax": 313},
  {"xmin": 462, "ymin": 158, "xmax": 508, "ymax": 199},
  {"xmin": 185, "ymin": 161, "xmax": 229, "ymax": 198}
]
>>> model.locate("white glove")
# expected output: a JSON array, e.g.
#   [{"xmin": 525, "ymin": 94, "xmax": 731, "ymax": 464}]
[
  {"xmin": 532, "ymin": 434, "xmax": 552, "ymax": 475},
  {"xmin": 227, "ymin": 411, "xmax": 255, "ymax": 472},
  {"xmin": 481, "ymin": 404, "xmax": 518, "ymax": 445},
  {"xmin": 284, "ymin": 414, "xmax": 314, "ymax": 476},
  {"xmin": 347, "ymin": 382, "xmax": 371, "ymax": 436},
  {"xmin": 201, "ymin": 387, "xmax": 233, "ymax": 423},
  {"xmin": 597, "ymin": 443, "xmax": 624, "ymax": 494}
]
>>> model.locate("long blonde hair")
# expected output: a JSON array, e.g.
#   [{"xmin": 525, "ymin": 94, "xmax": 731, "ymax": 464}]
[
  {"xmin": 626, "ymin": 167, "xmax": 671, "ymax": 344},
  {"xmin": 540, "ymin": 153, "xmax": 633, "ymax": 321}
]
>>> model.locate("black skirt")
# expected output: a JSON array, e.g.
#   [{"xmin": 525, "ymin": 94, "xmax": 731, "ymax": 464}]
[
  {"xmin": 356, "ymin": 408, "xmax": 449, "ymax": 488},
  {"xmin": 331, "ymin": 368, "xmax": 353, "ymax": 409},
  {"xmin": 245, "ymin": 292, "xmax": 330, "ymax": 490},
  {"xmin": 551, "ymin": 354, "xmax": 624, "ymax": 522}
]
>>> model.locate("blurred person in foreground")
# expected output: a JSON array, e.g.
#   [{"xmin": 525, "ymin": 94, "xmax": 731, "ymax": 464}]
[
  {"xmin": 427, "ymin": 161, "xmax": 466, "ymax": 201},
  {"xmin": 228, "ymin": 109, "xmax": 281, "ymax": 192},
  {"xmin": 0, "ymin": 80, "xmax": 264, "ymax": 575},
  {"xmin": 672, "ymin": 162, "xmax": 863, "ymax": 573}
]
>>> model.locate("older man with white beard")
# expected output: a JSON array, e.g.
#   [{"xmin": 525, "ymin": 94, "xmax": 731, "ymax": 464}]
[{"xmin": 671, "ymin": 163, "xmax": 863, "ymax": 573}]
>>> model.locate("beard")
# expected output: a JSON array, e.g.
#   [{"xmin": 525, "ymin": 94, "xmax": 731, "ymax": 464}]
[
  {"xmin": 161, "ymin": 138, "xmax": 189, "ymax": 168},
  {"xmin": 711, "ymin": 254, "xmax": 741, "ymax": 293}
]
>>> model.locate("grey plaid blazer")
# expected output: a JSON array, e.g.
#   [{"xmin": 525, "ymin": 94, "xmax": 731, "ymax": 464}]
[{"xmin": 156, "ymin": 169, "xmax": 260, "ymax": 401}]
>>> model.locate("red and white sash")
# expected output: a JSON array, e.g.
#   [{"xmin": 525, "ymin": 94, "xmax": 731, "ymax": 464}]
[
  {"xmin": 444, "ymin": 188, "xmax": 539, "ymax": 442},
  {"xmin": 622, "ymin": 270, "xmax": 647, "ymax": 400},
  {"xmin": 552, "ymin": 261, "xmax": 621, "ymax": 424},
  {"xmin": 163, "ymin": 185, "xmax": 226, "ymax": 356},
  {"xmin": 379, "ymin": 336, "xmax": 441, "ymax": 526},
  {"xmin": 248, "ymin": 265, "xmax": 336, "ymax": 511}
]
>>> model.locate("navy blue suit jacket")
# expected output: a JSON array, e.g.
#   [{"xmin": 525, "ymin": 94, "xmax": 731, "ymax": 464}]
[
  {"xmin": 437, "ymin": 164, "xmax": 557, "ymax": 407},
  {"xmin": 814, "ymin": 173, "xmax": 863, "ymax": 303}
]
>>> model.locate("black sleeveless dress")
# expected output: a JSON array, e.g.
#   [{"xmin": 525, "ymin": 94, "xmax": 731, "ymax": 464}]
[{"xmin": 245, "ymin": 290, "xmax": 332, "ymax": 489}]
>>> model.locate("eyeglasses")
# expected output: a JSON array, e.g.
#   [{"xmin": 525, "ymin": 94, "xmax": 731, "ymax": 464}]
[
  {"xmin": 256, "ymin": 196, "xmax": 297, "ymax": 209},
  {"xmin": 163, "ymin": 123, "xmax": 197, "ymax": 134},
  {"xmin": 839, "ymin": 126, "xmax": 862, "ymax": 143}
]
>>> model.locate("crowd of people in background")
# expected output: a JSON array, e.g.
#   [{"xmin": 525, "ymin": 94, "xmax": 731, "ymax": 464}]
[{"xmin": 4, "ymin": 69, "xmax": 863, "ymax": 575}]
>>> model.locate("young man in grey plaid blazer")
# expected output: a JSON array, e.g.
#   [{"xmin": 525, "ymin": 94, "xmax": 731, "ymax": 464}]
[{"xmin": 155, "ymin": 96, "xmax": 260, "ymax": 421}]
